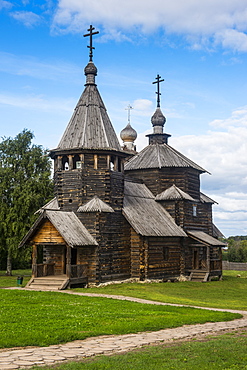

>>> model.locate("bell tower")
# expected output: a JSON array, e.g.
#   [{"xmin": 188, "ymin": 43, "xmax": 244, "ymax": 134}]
[{"xmin": 49, "ymin": 26, "xmax": 129, "ymax": 212}]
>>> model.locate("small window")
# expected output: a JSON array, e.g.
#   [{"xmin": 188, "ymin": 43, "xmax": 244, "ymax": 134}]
[
  {"xmin": 193, "ymin": 204, "xmax": 197, "ymax": 217},
  {"xmin": 163, "ymin": 247, "xmax": 169, "ymax": 261},
  {"xmin": 76, "ymin": 161, "xmax": 82, "ymax": 169}
]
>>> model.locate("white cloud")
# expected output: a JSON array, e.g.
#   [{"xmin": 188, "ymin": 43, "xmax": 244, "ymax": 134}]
[
  {"xmin": 52, "ymin": 0, "xmax": 247, "ymax": 51},
  {"xmin": 0, "ymin": 0, "xmax": 12, "ymax": 10},
  {"xmin": 10, "ymin": 11, "xmax": 42, "ymax": 27},
  {"xmin": 214, "ymin": 29, "xmax": 247, "ymax": 52}
]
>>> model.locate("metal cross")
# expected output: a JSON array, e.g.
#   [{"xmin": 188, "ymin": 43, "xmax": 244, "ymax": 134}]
[
  {"xmin": 125, "ymin": 104, "xmax": 133, "ymax": 125},
  {"xmin": 152, "ymin": 74, "xmax": 164, "ymax": 108},
  {"xmin": 83, "ymin": 25, "xmax": 99, "ymax": 62}
]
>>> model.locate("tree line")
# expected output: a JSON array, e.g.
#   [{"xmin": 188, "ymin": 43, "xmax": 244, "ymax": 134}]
[
  {"xmin": 222, "ymin": 236, "xmax": 247, "ymax": 263},
  {"xmin": 0, "ymin": 129, "xmax": 53, "ymax": 274}
]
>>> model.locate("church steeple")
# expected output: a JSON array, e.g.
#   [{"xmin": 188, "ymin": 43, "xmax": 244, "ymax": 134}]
[
  {"xmin": 49, "ymin": 25, "xmax": 128, "ymax": 212},
  {"xmin": 50, "ymin": 25, "xmax": 122, "ymax": 153},
  {"xmin": 146, "ymin": 74, "xmax": 171, "ymax": 145}
]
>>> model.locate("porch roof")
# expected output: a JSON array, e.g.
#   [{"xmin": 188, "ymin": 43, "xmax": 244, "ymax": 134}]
[
  {"xmin": 19, "ymin": 210, "xmax": 98, "ymax": 248},
  {"xmin": 123, "ymin": 180, "xmax": 187, "ymax": 237},
  {"xmin": 187, "ymin": 230, "xmax": 226, "ymax": 246}
]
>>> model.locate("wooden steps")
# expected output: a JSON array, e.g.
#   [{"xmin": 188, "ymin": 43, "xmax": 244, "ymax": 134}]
[
  {"xmin": 26, "ymin": 275, "xmax": 69, "ymax": 290},
  {"xmin": 189, "ymin": 271, "xmax": 209, "ymax": 282}
]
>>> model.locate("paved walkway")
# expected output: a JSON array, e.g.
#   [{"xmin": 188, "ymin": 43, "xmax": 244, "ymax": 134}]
[{"xmin": 1, "ymin": 289, "xmax": 247, "ymax": 370}]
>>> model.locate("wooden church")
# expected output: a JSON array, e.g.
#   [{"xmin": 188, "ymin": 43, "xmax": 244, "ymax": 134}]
[{"xmin": 20, "ymin": 26, "xmax": 225, "ymax": 290}]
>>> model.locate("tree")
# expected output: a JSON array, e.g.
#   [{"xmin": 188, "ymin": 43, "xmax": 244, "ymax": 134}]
[
  {"xmin": 0, "ymin": 129, "xmax": 53, "ymax": 274},
  {"xmin": 225, "ymin": 238, "xmax": 247, "ymax": 263}
]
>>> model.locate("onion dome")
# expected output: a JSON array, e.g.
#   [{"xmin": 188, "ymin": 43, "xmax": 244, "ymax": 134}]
[
  {"xmin": 151, "ymin": 107, "xmax": 166, "ymax": 134},
  {"xmin": 84, "ymin": 61, "xmax": 97, "ymax": 85},
  {"xmin": 120, "ymin": 123, "xmax": 137, "ymax": 151},
  {"xmin": 120, "ymin": 123, "xmax": 137, "ymax": 142}
]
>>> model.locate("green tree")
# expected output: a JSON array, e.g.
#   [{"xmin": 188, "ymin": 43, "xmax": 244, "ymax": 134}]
[
  {"xmin": 226, "ymin": 238, "xmax": 247, "ymax": 263},
  {"xmin": 0, "ymin": 129, "xmax": 53, "ymax": 274}
]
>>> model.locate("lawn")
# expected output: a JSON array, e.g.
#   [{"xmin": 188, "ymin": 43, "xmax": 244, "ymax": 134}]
[
  {"xmin": 0, "ymin": 289, "xmax": 240, "ymax": 349},
  {"xmin": 0, "ymin": 269, "xmax": 31, "ymax": 288},
  {"xmin": 30, "ymin": 329, "xmax": 247, "ymax": 370},
  {"xmin": 76, "ymin": 270, "xmax": 247, "ymax": 310}
]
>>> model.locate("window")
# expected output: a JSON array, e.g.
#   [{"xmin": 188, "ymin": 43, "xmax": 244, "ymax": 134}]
[
  {"xmin": 163, "ymin": 247, "xmax": 169, "ymax": 261},
  {"xmin": 193, "ymin": 204, "xmax": 197, "ymax": 217},
  {"xmin": 62, "ymin": 155, "xmax": 69, "ymax": 170},
  {"xmin": 73, "ymin": 154, "xmax": 81, "ymax": 169}
]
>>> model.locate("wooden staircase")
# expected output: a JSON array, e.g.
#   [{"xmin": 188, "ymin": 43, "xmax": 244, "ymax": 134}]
[
  {"xmin": 189, "ymin": 271, "xmax": 209, "ymax": 282},
  {"xmin": 26, "ymin": 275, "xmax": 69, "ymax": 290}
]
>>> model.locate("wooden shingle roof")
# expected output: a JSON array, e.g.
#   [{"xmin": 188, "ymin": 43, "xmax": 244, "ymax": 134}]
[
  {"xmin": 156, "ymin": 184, "xmax": 195, "ymax": 201},
  {"xmin": 124, "ymin": 143, "xmax": 208, "ymax": 173},
  {"xmin": 55, "ymin": 62, "xmax": 121, "ymax": 152},
  {"xmin": 19, "ymin": 210, "xmax": 98, "ymax": 248},
  {"xmin": 187, "ymin": 230, "xmax": 226, "ymax": 246},
  {"xmin": 123, "ymin": 180, "xmax": 187, "ymax": 237},
  {"xmin": 77, "ymin": 196, "xmax": 114, "ymax": 213},
  {"xmin": 35, "ymin": 197, "xmax": 60, "ymax": 214},
  {"xmin": 200, "ymin": 192, "xmax": 217, "ymax": 204}
]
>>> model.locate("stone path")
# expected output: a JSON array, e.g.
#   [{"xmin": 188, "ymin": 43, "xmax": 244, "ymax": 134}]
[{"xmin": 1, "ymin": 289, "xmax": 247, "ymax": 370}]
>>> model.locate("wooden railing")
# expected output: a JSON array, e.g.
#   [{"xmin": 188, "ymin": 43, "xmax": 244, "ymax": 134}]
[
  {"xmin": 34, "ymin": 263, "xmax": 55, "ymax": 277},
  {"xmin": 210, "ymin": 260, "xmax": 222, "ymax": 271}
]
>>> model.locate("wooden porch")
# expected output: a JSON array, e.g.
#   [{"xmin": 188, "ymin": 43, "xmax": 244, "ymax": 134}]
[{"xmin": 28, "ymin": 262, "xmax": 88, "ymax": 290}]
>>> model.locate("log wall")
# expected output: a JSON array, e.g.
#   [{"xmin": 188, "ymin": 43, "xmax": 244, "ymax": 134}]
[
  {"xmin": 125, "ymin": 167, "xmax": 201, "ymax": 200},
  {"xmin": 147, "ymin": 237, "xmax": 182, "ymax": 279}
]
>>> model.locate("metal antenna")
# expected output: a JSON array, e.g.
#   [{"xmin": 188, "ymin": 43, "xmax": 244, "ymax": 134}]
[
  {"xmin": 152, "ymin": 74, "xmax": 164, "ymax": 108},
  {"xmin": 83, "ymin": 25, "xmax": 99, "ymax": 62}
]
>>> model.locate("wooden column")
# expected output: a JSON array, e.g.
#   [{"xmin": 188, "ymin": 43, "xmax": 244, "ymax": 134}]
[
  {"xmin": 32, "ymin": 244, "xmax": 37, "ymax": 277},
  {"xmin": 107, "ymin": 155, "xmax": 110, "ymax": 170},
  {"xmin": 94, "ymin": 154, "xmax": 98, "ymax": 169},
  {"xmin": 114, "ymin": 156, "xmax": 118, "ymax": 171},
  {"xmin": 80, "ymin": 154, "xmax": 84, "ymax": 167},
  {"xmin": 68, "ymin": 155, "xmax": 73, "ymax": 170},
  {"xmin": 206, "ymin": 245, "xmax": 210, "ymax": 272},
  {"xmin": 66, "ymin": 245, "xmax": 71, "ymax": 278}
]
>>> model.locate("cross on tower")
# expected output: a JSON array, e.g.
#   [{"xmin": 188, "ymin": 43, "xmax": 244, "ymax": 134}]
[
  {"xmin": 152, "ymin": 74, "xmax": 164, "ymax": 108},
  {"xmin": 83, "ymin": 25, "xmax": 99, "ymax": 62},
  {"xmin": 125, "ymin": 104, "xmax": 133, "ymax": 125}
]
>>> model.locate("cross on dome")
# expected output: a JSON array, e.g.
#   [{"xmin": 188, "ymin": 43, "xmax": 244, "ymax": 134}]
[
  {"xmin": 125, "ymin": 104, "xmax": 133, "ymax": 125},
  {"xmin": 152, "ymin": 74, "xmax": 164, "ymax": 108},
  {"xmin": 83, "ymin": 25, "xmax": 99, "ymax": 62}
]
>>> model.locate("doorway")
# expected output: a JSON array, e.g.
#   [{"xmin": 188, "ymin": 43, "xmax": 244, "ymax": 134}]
[{"xmin": 193, "ymin": 249, "xmax": 199, "ymax": 269}]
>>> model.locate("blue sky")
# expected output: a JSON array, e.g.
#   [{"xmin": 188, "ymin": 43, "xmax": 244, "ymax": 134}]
[{"xmin": 1, "ymin": 0, "xmax": 247, "ymax": 237}]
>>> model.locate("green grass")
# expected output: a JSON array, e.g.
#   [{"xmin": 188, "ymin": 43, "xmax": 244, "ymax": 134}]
[
  {"xmin": 0, "ymin": 289, "xmax": 240, "ymax": 349},
  {"xmin": 30, "ymin": 329, "xmax": 247, "ymax": 369},
  {"xmin": 0, "ymin": 269, "xmax": 31, "ymax": 288},
  {"xmin": 75, "ymin": 270, "xmax": 247, "ymax": 310}
]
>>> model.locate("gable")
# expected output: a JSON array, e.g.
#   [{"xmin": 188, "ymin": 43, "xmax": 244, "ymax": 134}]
[
  {"xmin": 19, "ymin": 210, "xmax": 98, "ymax": 248},
  {"xmin": 32, "ymin": 219, "xmax": 66, "ymax": 245}
]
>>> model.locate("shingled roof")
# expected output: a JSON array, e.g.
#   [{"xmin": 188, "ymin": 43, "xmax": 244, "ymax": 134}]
[
  {"xmin": 187, "ymin": 230, "xmax": 226, "ymax": 246},
  {"xmin": 77, "ymin": 195, "xmax": 114, "ymax": 213},
  {"xmin": 156, "ymin": 184, "xmax": 195, "ymax": 201},
  {"xmin": 123, "ymin": 180, "xmax": 187, "ymax": 237},
  {"xmin": 19, "ymin": 210, "xmax": 98, "ymax": 248},
  {"xmin": 55, "ymin": 62, "xmax": 121, "ymax": 152},
  {"xmin": 124, "ymin": 143, "xmax": 208, "ymax": 173}
]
